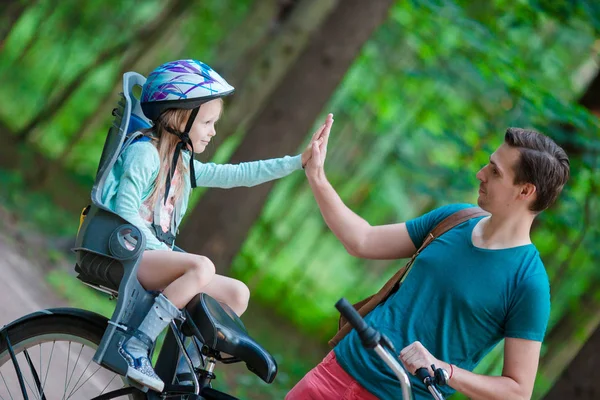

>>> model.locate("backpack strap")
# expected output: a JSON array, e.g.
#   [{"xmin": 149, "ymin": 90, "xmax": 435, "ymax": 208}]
[{"xmin": 328, "ymin": 206, "xmax": 490, "ymax": 347}]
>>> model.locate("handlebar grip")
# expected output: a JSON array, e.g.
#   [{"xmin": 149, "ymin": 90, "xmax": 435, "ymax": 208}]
[
  {"xmin": 416, "ymin": 367, "xmax": 431, "ymax": 384},
  {"xmin": 335, "ymin": 298, "xmax": 380, "ymax": 348}
]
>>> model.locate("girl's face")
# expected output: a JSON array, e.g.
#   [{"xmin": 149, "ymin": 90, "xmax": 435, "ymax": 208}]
[{"xmin": 185, "ymin": 99, "xmax": 223, "ymax": 153}]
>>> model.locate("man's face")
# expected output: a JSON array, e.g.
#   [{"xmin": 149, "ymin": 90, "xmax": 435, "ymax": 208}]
[{"xmin": 476, "ymin": 143, "xmax": 529, "ymax": 214}]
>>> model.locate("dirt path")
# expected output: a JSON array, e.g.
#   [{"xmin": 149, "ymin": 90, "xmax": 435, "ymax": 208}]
[{"xmin": 0, "ymin": 230, "xmax": 67, "ymax": 326}]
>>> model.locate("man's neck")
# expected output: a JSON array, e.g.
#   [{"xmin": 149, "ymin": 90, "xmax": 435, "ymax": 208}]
[{"xmin": 473, "ymin": 211, "xmax": 535, "ymax": 250}]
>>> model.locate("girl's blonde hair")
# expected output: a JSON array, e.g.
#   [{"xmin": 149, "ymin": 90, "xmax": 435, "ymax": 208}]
[
  {"xmin": 143, "ymin": 98, "xmax": 224, "ymax": 208},
  {"xmin": 144, "ymin": 108, "xmax": 191, "ymax": 207}
]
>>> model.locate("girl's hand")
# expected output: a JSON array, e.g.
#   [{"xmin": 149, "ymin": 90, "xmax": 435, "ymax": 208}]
[
  {"xmin": 302, "ymin": 113, "xmax": 334, "ymax": 168},
  {"xmin": 304, "ymin": 113, "xmax": 333, "ymax": 181}
]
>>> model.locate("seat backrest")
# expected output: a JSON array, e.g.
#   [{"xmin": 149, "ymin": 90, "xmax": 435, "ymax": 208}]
[
  {"xmin": 91, "ymin": 72, "xmax": 152, "ymax": 207},
  {"xmin": 73, "ymin": 72, "xmax": 157, "ymax": 376}
]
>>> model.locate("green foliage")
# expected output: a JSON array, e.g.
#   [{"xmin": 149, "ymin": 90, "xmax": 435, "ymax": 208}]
[
  {"xmin": 0, "ymin": 169, "xmax": 77, "ymax": 236},
  {"xmin": 1, "ymin": 0, "xmax": 599, "ymax": 398}
]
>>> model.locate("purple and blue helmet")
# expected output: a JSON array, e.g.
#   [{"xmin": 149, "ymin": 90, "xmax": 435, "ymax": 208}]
[{"xmin": 141, "ymin": 59, "xmax": 234, "ymax": 121}]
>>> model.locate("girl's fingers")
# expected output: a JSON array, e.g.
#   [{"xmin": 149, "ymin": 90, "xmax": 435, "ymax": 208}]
[{"xmin": 322, "ymin": 118, "xmax": 333, "ymax": 147}]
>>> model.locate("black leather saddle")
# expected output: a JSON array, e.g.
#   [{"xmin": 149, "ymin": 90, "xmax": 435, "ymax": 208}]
[{"xmin": 182, "ymin": 293, "xmax": 278, "ymax": 384}]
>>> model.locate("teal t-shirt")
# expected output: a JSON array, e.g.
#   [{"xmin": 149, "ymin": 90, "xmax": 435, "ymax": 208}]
[{"xmin": 334, "ymin": 204, "xmax": 550, "ymax": 399}]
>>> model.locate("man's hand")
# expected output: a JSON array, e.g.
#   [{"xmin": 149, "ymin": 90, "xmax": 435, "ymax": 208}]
[
  {"xmin": 399, "ymin": 341, "xmax": 450, "ymax": 377},
  {"xmin": 303, "ymin": 113, "xmax": 333, "ymax": 181},
  {"xmin": 301, "ymin": 114, "xmax": 333, "ymax": 168}
]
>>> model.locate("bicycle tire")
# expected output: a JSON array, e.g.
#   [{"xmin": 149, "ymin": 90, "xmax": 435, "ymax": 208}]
[{"xmin": 0, "ymin": 312, "xmax": 146, "ymax": 400}]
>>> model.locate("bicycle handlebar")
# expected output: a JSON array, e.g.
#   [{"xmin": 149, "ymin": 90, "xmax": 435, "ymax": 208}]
[
  {"xmin": 335, "ymin": 298, "xmax": 381, "ymax": 348},
  {"xmin": 335, "ymin": 298, "xmax": 445, "ymax": 400}
]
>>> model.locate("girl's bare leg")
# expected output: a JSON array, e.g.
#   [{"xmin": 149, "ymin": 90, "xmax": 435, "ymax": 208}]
[
  {"xmin": 200, "ymin": 275, "xmax": 251, "ymax": 316},
  {"xmin": 136, "ymin": 250, "xmax": 216, "ymax": 309}
]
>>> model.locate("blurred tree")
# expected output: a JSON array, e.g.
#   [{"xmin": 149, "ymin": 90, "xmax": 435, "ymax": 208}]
[
  {"xmin": 39, "ymin": 0, "xmax": 191, "ymax": 186},
  {"xmin": 534, "ymin": 69, "xmax": 600, "ymax": 396},
  {"xmin": 15, "ymin": 0, "xmax": 188, "ymax": 144},
  {"xmin": 177, "ymin": 0, "xmax": 396, "ymax": 273},
  {"xmin": 0, "ymin": 0, "xmax": 32, "ymax": 50},
  {"xmin": 543, "ymin": 324, "xmax": 600, "ymax": 399}
]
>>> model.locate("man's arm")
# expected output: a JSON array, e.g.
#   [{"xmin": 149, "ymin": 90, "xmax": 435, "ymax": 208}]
[
  {"xmin": 449, "ymin": 338, "xmax": 540, "ymax": 400},
  {"xmin": 308, "ymin": 177, "xmax": 416, "ymax": 259},
  {"xmin": 400, "ymin": 338, "xmax": 541, "ymax": 400},
  {"xmin": 304, "ymin": 114, "xmax": 416, "ymax": 260}
]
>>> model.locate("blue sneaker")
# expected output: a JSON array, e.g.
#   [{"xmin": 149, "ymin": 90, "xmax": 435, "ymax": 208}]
[{"xmin": 119, "ymin": 330, "xmax": 164, "ymax": 393}]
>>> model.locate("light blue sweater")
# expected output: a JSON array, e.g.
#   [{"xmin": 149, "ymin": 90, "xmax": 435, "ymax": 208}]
[{"xmin": 100, "ymin": 140, "xmax": 302, "ymax": 250}]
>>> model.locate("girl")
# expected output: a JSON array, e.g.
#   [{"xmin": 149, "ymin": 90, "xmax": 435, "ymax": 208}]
[{"xmin": 100, "ymin": 59, "xmax": 326, "ymax": 391}]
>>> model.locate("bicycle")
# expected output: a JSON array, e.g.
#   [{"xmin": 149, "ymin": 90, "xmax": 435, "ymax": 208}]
[
  {"xmin": 335, "ymin": 298, "xmax": 447, "ymax": 400},
  {"xmin": 0, "ymin": 72, "xmax": 278, "ymax": 400}
]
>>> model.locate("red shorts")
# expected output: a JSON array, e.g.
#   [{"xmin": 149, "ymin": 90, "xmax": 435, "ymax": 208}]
[{"xmin": 286, "ymin": 351, "xmax": 378, "ymax": 400}]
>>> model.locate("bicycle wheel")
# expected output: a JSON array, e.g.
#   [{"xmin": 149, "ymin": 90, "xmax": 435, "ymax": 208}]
[{"xmin": 0, "ymin": 311, "xmax": 145, "ymax": 400}]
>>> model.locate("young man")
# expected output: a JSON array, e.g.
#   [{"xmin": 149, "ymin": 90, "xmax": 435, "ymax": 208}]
[{"xmin": 287, "ymin": 114, "xmax": 570, "ymax": 400}]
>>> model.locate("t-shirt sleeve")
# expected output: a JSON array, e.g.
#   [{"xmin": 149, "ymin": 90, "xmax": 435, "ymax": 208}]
[
  {"xmin": 504, "ymin": 273, "xmax": 551, "ymax": 342},
  {"xmin": 405, "ymin": 203, "xmax": 474, "ymax": 248},
  {"xmin": 193, "ymin": 155, "xmax": 302, "ymax": 188}
]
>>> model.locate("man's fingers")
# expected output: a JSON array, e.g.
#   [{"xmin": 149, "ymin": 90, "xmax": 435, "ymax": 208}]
[
  {"xmin": 310, "ymin": 140, "xmax": 319, "ymax": 162},
  {"xmin": 311, "ymin": 123, "xmax": 326, "ymax": 142}
]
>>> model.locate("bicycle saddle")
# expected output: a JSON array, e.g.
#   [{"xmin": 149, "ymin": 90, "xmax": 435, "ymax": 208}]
[{"xmin": 182, "ymin": 293, "xmax": 278, "ymax": 384}]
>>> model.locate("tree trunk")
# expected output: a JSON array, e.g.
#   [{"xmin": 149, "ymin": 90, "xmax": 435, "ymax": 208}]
[
  {"xmin": 541, "ymin": 291, "xmax": 600, "ymax": 399},
  {"xmin": 543, "ymin": 326, "xmax": 600, "ymax": 399},
  {"xmin": 201, "ymin": 0, "xmax": 338, "ymax": 161},
  {"xmin": 177, "ymin": 0, "xmax": 395, "ymax": 273}
]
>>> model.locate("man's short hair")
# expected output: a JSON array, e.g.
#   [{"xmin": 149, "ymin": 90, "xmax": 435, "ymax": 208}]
[{"xmin": 505, "ymin": 128, "xmax": 570, "ymax": 212}]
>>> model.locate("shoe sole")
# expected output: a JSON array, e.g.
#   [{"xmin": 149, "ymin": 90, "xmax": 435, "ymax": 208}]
[{"xmin": 126, "ymin": 366, "xmax": 165, "ymax": 393}]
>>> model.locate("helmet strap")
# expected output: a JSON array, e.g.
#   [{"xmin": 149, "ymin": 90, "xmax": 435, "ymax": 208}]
[{"xmin": 162, "ymin": 107, "xmax": 200, "ymax": 205}]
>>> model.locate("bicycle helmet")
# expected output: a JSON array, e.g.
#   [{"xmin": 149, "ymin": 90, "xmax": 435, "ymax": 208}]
[{"xmin": 140, "ymin": 59, "xmax": 235, "ymax": 203}]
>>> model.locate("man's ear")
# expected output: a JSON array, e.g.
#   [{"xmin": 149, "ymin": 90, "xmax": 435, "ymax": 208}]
[{"xmin": 520, "ymin": 182, "xmax": 536, "ymax": 200}]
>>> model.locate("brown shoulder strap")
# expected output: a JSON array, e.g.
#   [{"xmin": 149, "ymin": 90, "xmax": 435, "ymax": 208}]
[
  {"xmin": 397, "ymin": 206, "xmax": 489, "ymax": 285},
  {"xmin": 328, "ymin": 206, "xmax": 489, "ymax": 347},
  {"xmin": 418, "ymin": 206, "xmax": 490, "ymax": 250}
]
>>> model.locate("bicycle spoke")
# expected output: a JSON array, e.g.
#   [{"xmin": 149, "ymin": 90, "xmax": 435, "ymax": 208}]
[
  {"xmin": 20, "ymin": 368, "xmax": 40, "ymax": 400},
  {"xmin": 100, "ymin": 374, "xmax": 118, "ymax": 394},
  {"xmin": 66, "ymin": 356, "xmax": 95, "ymax": 399},
  {"xmin": 63, "ymin": 343, "xmax": 84, "ymax": 397},
  {"xmin": 0, "ymin": 322, "xmax": 139, "ymax": 400},
  {"xmin": 40, "ymin": 341, "xmax": 55, "ymax": 398},
  {"xmin": 67, "ymin": 364, "xmax": 103, "ymax": 399},
  {"xmin": 0, "ymin": 370, "xmax": 14, "ymax": 400},
  {"xmin": 62, "ymin": 341, "xmax": 70, "ymax": 400}
]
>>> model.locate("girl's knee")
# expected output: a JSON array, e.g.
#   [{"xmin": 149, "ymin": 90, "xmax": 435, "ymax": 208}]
[
  {"xmin": 188, "ymin": 255, "xmax": 215, "ymax": 284},
  {"xmin": 230, "ymin": 281, "xmax": 250, "ymax": 315}
]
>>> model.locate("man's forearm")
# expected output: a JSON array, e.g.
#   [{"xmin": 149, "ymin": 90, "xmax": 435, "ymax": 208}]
[
  {"xmin": 449, "ymin": 365, "xmax": 530, "ymax": 400},
  {"xmin": 307, "ymin": 174, "xmax": 370, "ymax": 255}
]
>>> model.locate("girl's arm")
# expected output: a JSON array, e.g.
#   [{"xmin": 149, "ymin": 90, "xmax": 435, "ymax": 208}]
[
  {"xmin": 192, "ymin": 155, "xmax": 302, "ymax": 188},
  {"xmin": 115, "ymin": 144, "xmax": 170, "ymax": 250},
  {"xmin": 192, "ymin": 118, "xmax": 329, "ymax": 188}
]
